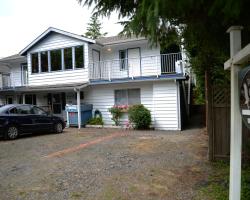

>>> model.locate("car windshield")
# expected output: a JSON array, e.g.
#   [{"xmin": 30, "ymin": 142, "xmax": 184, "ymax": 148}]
[{"xmin": 0, "ymin": 105, "xmax": 14, "ymax": 114}]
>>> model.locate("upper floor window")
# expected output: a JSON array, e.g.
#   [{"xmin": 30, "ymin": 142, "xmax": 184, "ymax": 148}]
[
  {"xmin": 75, "ymin": 46, "xmax": 84, "ymax": 68},
  {"xmin": 41, "ymin": 51, "xmax": 48, "ymax": 72},
  {"xmin": 64, "ymin": 48, "xmax": 72, "ymax": 70},
  {"xmin": 119, "ymin": 50, "xmax": 127, "ymax": 70},
  {"xmin": 31, "ymin": 53, "xmax": 39, "ymax": 73},
  {"xmin": 51, "ymin": 49, "xmax": 62, "ymax": 71}
]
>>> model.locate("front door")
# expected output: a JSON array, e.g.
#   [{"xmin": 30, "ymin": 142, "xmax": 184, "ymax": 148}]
[
  {"xmin": 6, "ymin": 96, "xmax": 13, "ymax": 104},
  {"xmin": 128, "ymin": 48, "xmax": 141, "ymax": 77},
  {"xmin": 52, "ymin": 93, "xmax": 62, "ymax": 114}
]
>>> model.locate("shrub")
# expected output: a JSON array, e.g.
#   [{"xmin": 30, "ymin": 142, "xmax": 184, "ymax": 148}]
[
  {"xmin": 108, "ymin": 106, "xmax": 123, "ymax": 126},
  {"xmin": 128, "ymin": 104, "xmax": 151, "ymax": 129},
  {"xmin": 87, "ymin": 117, "xmax": 104, "ymax": 125}
]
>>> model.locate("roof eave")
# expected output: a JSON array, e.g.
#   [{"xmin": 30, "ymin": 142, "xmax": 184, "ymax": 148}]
[{"xmin": 19, "ymin": 27, "xmax": 96, "ymax": 56}]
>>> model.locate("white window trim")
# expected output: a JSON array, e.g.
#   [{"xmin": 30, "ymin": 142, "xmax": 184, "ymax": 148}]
[{"xmin": 30, "ymin": 45, "xmax": 84, "ymax": 74}]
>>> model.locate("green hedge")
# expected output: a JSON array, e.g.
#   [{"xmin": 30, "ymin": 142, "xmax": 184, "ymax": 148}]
[{"xmin": 128, "ymin": 104, "xmax": 151, "ymax": 130}]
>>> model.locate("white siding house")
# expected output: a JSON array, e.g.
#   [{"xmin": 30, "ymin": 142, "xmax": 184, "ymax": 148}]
[{"xmin": 0, "ymin": 27, "xmax": 187, "ymax": 130}]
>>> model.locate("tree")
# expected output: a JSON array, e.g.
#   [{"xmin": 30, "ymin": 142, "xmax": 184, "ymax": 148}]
[
  {"xmin": 78, "ymin": 0, "xmax": 250, "ymax": 101},
  {"xmin": 84, "ymin": 15, "xmax": 107, "ymax": 39}
]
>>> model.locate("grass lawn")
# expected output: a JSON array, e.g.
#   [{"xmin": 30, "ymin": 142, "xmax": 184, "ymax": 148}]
[{"xmin": 196, "ymin": 161, "xmax": 250, "ymax": 200}]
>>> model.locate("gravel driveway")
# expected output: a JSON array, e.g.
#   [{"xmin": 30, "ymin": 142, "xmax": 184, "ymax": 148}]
[{"xmin": 0, "ymin": 127, "xmax": 209, "ymax": 200}]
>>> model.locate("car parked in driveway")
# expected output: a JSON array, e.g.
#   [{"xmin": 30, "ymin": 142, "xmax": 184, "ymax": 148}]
[{"xmin": 0, "ymin": 104, "xmax": 66, "ymax": 139}]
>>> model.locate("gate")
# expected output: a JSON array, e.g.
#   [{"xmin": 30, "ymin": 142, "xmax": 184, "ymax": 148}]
[{"xmin": 210, "ymin": 86, "xmax": 250, "ymax": 161}]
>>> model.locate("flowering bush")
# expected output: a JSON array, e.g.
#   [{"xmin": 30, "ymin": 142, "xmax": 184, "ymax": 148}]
[{"xmin": 109, "ymin": 105, "xmax": 130, "ymax": 126}]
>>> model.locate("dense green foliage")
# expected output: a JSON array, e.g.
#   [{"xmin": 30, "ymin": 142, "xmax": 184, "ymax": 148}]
[
  {"xmin": 128, "ymin": 105, "xmax": 151, "ymax": 130},
  {"xmin": 84, "ymin": 15, "xmax": 107, "ymax": 39},
  {"xmin": 78, "ymin": 0, "xmax": 250, "ymax": 102},
  {"xmin": 108, "ymin": 106, "xmax": 123, "ymax": 126},
  {"xmin": 87, "ymin": 117, "xmax": 104, "ymax": 125},
  {"xmin": 197, "ymin": 162, "xmax": 250, "ymax": 200}
]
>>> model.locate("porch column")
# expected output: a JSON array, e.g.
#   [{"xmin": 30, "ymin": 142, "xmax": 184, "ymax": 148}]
[
  {"xmin": 22, "ymin": 94, "xmax": 25, "ymax": 104},
  {"xmin": 227, "ymin": 26, "xmax": 243, "ymax": 200},
  {"xmin": 76, "ymin": 89, "xmax": 81, "ymax": 129}
]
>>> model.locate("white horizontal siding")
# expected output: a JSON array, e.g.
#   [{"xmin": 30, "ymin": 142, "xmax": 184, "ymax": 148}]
[
  {"xmin": 89, "ymin": 41, "xmax": 160, "ymax": 78},
  {"xmin": 83, "ymin": 80, "xmax": 179, "ymax": 130},
  {"xmin": 153, "ymin": 81, "xmax": 179, "ymax": 130},
  {"xmin": 10, "ymin": 64, "xmax": 22, "ymax": 87},
  {"xmin": 84, "ymin": 82, "xmax": 153, "ymax": 126},
  {"xmin": 27, "ymin": 32, "xmax": 89, "ymax": 86},
  {"xmin": 28, "ymin": 32, "xmax": 88, "ymax": 53}
]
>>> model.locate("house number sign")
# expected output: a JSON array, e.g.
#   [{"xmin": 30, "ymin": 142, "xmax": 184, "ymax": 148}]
[{"xmin": 239, "ymin": 66, "xmax": 250, "ymax": 129}]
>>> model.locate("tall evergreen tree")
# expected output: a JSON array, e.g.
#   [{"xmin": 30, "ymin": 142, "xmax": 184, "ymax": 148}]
[
  {"xmin": 84, "ymin": 15, "xmax": 107, "ymax": 39},
  {"xmin": 78, "ymin": 0, "xmax": 250, "ymax": 101}
]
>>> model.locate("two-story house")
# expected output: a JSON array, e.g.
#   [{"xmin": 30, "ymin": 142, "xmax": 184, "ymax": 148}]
[{"xmin": 0, "ymin": 27, "xmax": 188, "ymax": 130}]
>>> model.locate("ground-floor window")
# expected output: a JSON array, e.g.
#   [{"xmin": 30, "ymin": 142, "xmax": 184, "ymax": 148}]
[
  {"xmin": 25, "ymin": 94, "xmax": 36, "ymax": 105},
  {"xmin": 114, "ymin": 89, "xmax": 141, "ymax": 105}
]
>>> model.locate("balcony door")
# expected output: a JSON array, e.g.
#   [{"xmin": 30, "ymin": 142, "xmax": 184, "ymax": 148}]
[
  {"xmin": 128, "ymin": 48, "xmax": 141, "ymax": 77},
  {"xmin": 21, "ymin": 64, "xmax": 28, "ymax": 85},
  {"xmin": 92, "ymin": 49, "xmax": 100, "ymax": 79}
]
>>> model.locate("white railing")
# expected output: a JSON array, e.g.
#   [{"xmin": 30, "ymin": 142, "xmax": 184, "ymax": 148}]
[
  {"xmin": 0, "ymin": 71, "xmax": 28, "ymax": 89},
  {"xmin": 89, "ymin": 53, "xmax": 184, "ymax": 81}
]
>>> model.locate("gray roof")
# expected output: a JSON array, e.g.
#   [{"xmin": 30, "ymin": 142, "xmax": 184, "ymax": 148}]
[
  {"xmin": 0, "ymin": 54, "xmax": 25, "ymax": 63},
  {"xmin": 96, "ymin": 35, "xmax": 146, "ymax": 45}
]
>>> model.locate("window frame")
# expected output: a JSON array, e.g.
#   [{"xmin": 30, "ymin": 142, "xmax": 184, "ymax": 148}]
[
  {"xmin": 50, "ymin": 49, "xmax": 62, "ymax": 72},
  {"xmin": 40, "ymin": 51, "xmax": 49, "ymax": 73},
  {"xmin": 31, "ymin": 53, "xmax": 39, "ymax": 74},
  {"xmin": 29, "ymin": 45, "xmax": 85, "ymax": 74},
  {"xmin": 64, "ymin": 47, "xmax": 73, "ymax": 70},
  {"xmin": 114, "ymin": 88, "xmax": 141, "ymax": 106},
  {"xmin": 75, "ymin": 45, "xmax": 85, "ymax": 69},
  {"xmin": 119, "ymin": 50, "xmax": 127, "ymax": 71}
]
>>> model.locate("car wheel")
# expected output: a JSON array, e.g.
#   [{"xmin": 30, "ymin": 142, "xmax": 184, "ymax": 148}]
[
  {"xmin": 5, "ymin": 126, "xmax": 19, "ymax": 140},
  {"xmin": 54, "ymin": 122, "xmax": 63, "ymax": 133}
]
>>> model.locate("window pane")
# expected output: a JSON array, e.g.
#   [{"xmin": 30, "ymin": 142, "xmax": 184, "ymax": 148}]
[
  {"xmin": 31, "ymin": 53, "xmax": 39, "ymax": 73},
  {"xmin": 25, "ymin": 94, "xmax": 33, "ymax": 104},
  {"xmin": 25, "ymin": 94, "xmax": 36, "ymax": 105},
  {"xmin": 41, "ymin": 51, "xmax": 48, "ymax": 72},
  {"xmin": 75, "ymin": 46, "xmax": 84, "ymax": 68},
  {"xmin": 32, "ymin": 106, "xmax": 46, "ymax": 115},
  {"xmin": 119, "ymin": 50, "xmax": 127, "ymax": 70},
  {"xmin": 115, "ymin": 90, "xmax": 128, "ymax": 105},
  {"xmin": 9, "ymin": 107, "xmax": 17, "ymax": 114},
  {"xmin": 17, "ymin": 105, "xmax": 31, "ymax": 114},
  {"xmin": 128, "ymin": 89, "xmax": 141, "ymax": 105},
  {"xmin": 51, "ymin": 49, "xmax": 62, "ymax": 71},
  {"xmin": 64, "ymin": 48, "xmax": 72, "ymax": 69}
]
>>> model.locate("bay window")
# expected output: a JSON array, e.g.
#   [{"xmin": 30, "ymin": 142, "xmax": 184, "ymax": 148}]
[
  {"xmin": 41, "ymin": 51, "xmax": 48, "ymax": 72},
  {"xmin": 50, "ymin": 49, "xmax": 62, "ymax": 71},
  {"xmin": 31, "ymin": 53, "xmax": 39, "ymax": 73},
  {"xmin": 30, "ymin": 45, "xmax": 85, "ymax": 73},
  {"xmin": 75, "ymin": 46, "xmax": 84, "ymax": 68},
  {"xmin": 64, "ymin": 48, "xmax": 73, "ymax": 70}
]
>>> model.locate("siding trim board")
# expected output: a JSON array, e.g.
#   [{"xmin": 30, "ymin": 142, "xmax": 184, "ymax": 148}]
[{"xmin": 20, "ymin": 27, "xmax": 95, "ymax": 56}]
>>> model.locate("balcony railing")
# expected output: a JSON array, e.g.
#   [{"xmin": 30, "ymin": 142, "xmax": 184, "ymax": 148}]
[
  {"xmin": 0, "ymin": 71, "xmax": 28, "ymax": 89},
  {"xmin": 89, "ymin": 53, "xmax": 184, "ymax": 81}
]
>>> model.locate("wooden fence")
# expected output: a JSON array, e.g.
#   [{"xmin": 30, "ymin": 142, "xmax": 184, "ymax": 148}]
[{"xmin": 210, "ymin": 86, "xmax": 250, "ymax": 161}]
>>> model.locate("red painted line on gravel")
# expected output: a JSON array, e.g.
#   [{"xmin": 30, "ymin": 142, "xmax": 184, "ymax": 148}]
[{"xmin": 44, "ymin": 132, "xmax": 128, "ymax": 158}]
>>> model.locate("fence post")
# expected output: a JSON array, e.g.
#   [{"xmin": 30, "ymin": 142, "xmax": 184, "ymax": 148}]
[{"xmin": 205, "ymin": 70, "xmax": 214, "ymax": 161}]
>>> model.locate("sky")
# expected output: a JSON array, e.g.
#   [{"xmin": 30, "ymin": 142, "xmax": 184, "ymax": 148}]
[{"xmin": 0, "ymin": 0, "xmax": 124, "ymax": 58}]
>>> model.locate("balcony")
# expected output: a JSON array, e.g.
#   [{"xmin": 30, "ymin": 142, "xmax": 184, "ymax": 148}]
[
  {"xmin": 89, "ymin": 53, "xmax": 185, "ymax": 82},
  {"xmin": 0, "ymin": 71, "xmax": 28, "ymax": 89}
]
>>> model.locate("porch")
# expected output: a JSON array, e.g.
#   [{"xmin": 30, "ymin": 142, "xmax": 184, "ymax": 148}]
[{"xmin": 88, "ymin": 53, "xmax": 185, "ymax": 82}]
